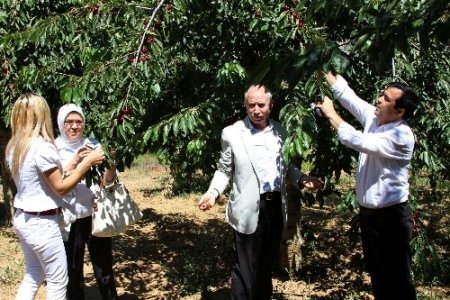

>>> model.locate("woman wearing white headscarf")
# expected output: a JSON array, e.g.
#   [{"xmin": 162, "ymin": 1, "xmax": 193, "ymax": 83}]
[{"xmin": 55, "ymin": 104, "xmax": 118, "ymax": 300}]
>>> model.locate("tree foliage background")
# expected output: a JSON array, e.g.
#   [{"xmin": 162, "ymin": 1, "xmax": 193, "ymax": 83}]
[{"xmin": 1, "ymin": 0, "xmax": 449, "ymax": 283}]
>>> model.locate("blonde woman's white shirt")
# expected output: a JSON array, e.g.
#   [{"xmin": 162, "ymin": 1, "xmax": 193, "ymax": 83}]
[{"xmin": 10, "ymin": 137, "xmax": 64, "ymax": 211}]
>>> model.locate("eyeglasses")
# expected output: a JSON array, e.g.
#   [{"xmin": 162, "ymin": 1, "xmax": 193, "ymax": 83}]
[{"xmin": 64, "ymin": 120, "xmax": 84, "ymax": 126}]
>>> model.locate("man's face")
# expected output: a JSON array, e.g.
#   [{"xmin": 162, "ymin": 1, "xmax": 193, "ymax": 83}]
[
  {"xmin": 375, "ymin": 86, "xmax": 404, "ymax": 125},
  {"xmin": 245, "ymin": 85, "xmax": 273, "ymax": 129},
  {"xmin": 63, "ymin": 112, "xmax": 84, "ymax": 141}
]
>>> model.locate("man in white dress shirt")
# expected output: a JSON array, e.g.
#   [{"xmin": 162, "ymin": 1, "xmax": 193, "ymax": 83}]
[
  {"xmin": 198, "ymin": 84, "xmax": 323, "ymax": 300},
  {"xmin": 317, "ymin": 72, "xmax": 419, "ymax": 300}
]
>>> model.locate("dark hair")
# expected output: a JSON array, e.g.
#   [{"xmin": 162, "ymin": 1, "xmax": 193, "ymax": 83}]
[{"xmin": 387, "ymin": 82, "xmax": 419, "ymax": 120}]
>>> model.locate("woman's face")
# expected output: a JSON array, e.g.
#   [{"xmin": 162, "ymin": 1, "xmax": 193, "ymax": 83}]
[{"xmin": 63, "ymin": 112, "xmax": 84, "ymax": 142}]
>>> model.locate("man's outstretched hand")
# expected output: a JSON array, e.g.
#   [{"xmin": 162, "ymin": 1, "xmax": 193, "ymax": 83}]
[
  {"xmin": 299, "ymin": 175, "xmax": 324, "ymax": 190},
  {"xmin": 198, "ymin": 192, "xmax": 216, "ymax": 211}
]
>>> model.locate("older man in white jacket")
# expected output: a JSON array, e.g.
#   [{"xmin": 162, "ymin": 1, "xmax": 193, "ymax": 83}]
[{"xmin": 198, "ymin": 84, "xmax": 322, "ymax": 300}]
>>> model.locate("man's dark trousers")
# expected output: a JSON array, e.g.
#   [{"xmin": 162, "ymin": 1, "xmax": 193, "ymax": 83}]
[
  {"xmin": 359, "ymin": 202, "xmax": 416, "ymax": 300},
  {"xmin": 231, "ymin": 192, "xmax": 283, "ymax": 300}
]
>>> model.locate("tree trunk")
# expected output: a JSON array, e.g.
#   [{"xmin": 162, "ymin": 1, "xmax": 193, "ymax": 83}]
[
  {"xmin": 279, "ymin": 185, "xmax": 304, "ymax": 279},
  {"xmin": 0, "ymin": 125, "xmax": 14, "ymax": 226}
]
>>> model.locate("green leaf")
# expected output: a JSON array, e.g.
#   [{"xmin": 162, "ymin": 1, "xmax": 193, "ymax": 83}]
[
  {"xmin": 172, "ymin": 117, "xmax": 179, "ymax": 136},
  {"xmin": 294, "ymin": 135, "xmax": 304, "ymax": 156},
  {"xmin": 61, "ymin": 85, "xmax": 73, "ymax": 102},
  {"xmin": 163, "ymin": 124, "xmax": 170, "ymax": 144},
  {"xmin": 330, "ymin": 51, "xmax": 350, "ymax": 74}
]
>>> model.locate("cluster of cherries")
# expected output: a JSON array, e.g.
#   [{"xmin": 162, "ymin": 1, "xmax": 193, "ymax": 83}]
[
  {"xmin": 90, "ymin": 5, "xmax": 99, "ymax": 14},
  {"xmin": 113, "ymin": 106, "xmax": 131, "ymax": 124},
  {"xmin": 2, "ymin": 60, "xmax": 9, "ymax": 77},
  {"xmin": 128, "ymin": 36, "xmax": 154, "ymax": 63},
  {"xmin": 283, "ymin": 1, "xmax": 305, "ymax": 29},
  {"xmin": 128, "ymin": 21, "xmax": 160, "ymax": 63}
]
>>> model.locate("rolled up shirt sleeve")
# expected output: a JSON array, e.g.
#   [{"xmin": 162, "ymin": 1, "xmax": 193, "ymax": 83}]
[
  {"xmin": 331, "ymin": 76, "xmax": 375, "ymax": 127},
  {"xmin": 337, "ymin": 122, "xmax": 414, "ymax": 160}
]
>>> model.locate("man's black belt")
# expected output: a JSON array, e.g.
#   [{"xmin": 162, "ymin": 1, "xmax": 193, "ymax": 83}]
[
  {"xmin": 359, "ymin": 201, "xmax": 408, "ymax": 216},
  {"xmin": 261, "ymin": 191, "xmax": 281, "ymax": 201}
]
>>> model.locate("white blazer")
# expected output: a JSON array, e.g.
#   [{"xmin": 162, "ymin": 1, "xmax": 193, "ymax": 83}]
[{"xmin": 208, "ymin": 117, "xmax": 302, "ymax": 234}]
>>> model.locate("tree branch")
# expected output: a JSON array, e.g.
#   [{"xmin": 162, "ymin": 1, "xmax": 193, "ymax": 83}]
[{"xmin": 125, "ymin": 0, "xmax": 166, "ymax": 103}]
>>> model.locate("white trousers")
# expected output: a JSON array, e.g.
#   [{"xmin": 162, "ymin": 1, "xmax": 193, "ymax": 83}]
[{"xmin": 13, "ymin": 210, "xmax": 68, "ymax": 300}]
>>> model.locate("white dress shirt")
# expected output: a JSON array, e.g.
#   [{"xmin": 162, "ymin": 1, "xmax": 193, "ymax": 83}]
[
  {"xmin": 331, "ymin": 76, "xmax": 415, "ymax": 209},
  {"xmin": 248, "ymin": 121, "xmax": 282, "ymax": 194}
]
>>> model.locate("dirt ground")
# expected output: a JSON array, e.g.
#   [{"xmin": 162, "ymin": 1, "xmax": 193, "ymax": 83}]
[{"xmin": 0, "ymin": 155, "xmax": 448, "ymax": 299}]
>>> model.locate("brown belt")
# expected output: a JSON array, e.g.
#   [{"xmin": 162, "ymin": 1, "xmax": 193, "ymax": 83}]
[{"xmin": 21, "ymin": 207, "xmax": 62, "ymax": 216}]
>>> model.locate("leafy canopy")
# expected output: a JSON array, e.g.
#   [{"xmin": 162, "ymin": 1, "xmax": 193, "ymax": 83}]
[{"xmin": 1, "ymin": 0, "xmax": 448, "ymax": 194}]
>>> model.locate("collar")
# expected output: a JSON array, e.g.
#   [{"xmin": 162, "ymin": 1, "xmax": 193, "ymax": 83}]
[
  {"xmin": 376, "ymin": 119, "xmax": 406, "ymax": 130},
  {"xmin": 244, "ymin": 117, "xmax": 273, "ymax": 133},
  {"xmin": 55, "ymin": 136, "xmax": 86, "ymax": 153}
]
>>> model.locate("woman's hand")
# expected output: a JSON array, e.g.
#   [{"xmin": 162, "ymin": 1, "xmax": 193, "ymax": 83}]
[
  {"xmin": 85, "ymin": 147, "xmax": 105, "ymax": 166},
  {"xmin": 76, "ymin": 146, "xmax": 90, "ymax": 161}
]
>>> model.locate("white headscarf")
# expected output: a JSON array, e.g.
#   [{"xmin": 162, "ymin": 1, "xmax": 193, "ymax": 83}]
[{"xmin": 57, "ymin": 103, "xmax": 85, "ymax": 147}]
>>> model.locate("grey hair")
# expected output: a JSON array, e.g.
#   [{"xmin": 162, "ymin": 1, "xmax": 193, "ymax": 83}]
[{"xmin": 244, "ymin": 84, "xmax": 273, "ymax": 103}]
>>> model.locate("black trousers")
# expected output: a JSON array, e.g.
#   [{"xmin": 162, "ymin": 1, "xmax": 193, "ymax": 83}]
[
  {"xmin": 359, "ymin": 202, "xmax": 416, "ymax": 300},
  {"xmin": 231, "ymin": 192, "xmax": 283, "ymax": 300},
  {"xmin": 64, "ymin": 216, "xmax": 118, "ymax": 300}
]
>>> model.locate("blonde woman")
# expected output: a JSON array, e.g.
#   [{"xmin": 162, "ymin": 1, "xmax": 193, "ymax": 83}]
[{"xmin": 5, "ymin": 93, "xmax": 105, "ymax": 300}]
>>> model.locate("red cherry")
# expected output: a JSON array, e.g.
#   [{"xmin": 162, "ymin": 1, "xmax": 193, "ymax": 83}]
[
  {"xmin": 142, "ymin": 46, "xmax": 149, "ymax": 53},
  {"xmin": 164, "ymin": 4, "xmax": 172, "ymax": 12},
  {"xmin": 7, "ymin": 82, "xmax": 15, "ymax": 91},
  {"xmin": 140, "ymin": 54, "xmax": 149, "ymax": 62},
  {"xmin": 146, "ymin": 36, "xmax": 154, "ymax": 45}
]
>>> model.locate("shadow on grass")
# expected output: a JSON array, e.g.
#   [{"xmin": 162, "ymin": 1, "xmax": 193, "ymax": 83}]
[
  {"xmin": 109, "ymin": 205, "xmax": 374, "ymax": 299},
  {"xmin": 140, "ymin": 187, "xmax": 164, "ymax": 198},
  {"xmin": 111, "ymin": 207, "xmax": 234, "ymax": 298},
  {"xmin": 95, "ymin": 194, "xmax": 449, "ymax": 299},
  {"xmin": 0, "ymin": 201, "xmax": 13, "ymax": 227},
  {"xmin": 293, "ymin": 207, "xmax": 374, "ymax": 298},
  {"xmin": 413, "ymin": 189, "xmax": 450, "ymax": 285}
]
